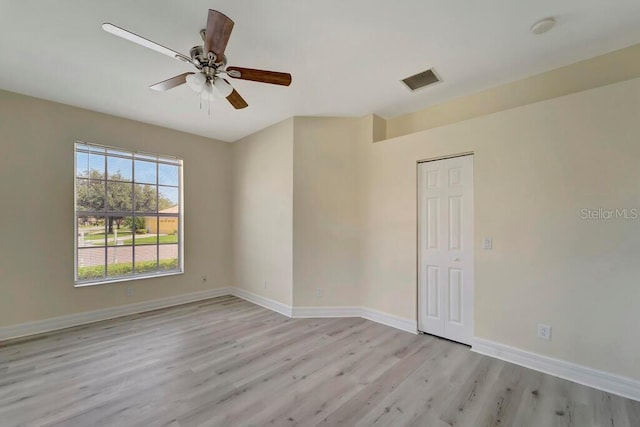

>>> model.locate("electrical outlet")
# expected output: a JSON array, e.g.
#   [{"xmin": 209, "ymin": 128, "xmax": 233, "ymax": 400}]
[
  {"xmin": 316, "ymin": 288, "xmax": 323, "ymax": 298},
  {"xmin": 126, "ymin": 286, "xmax": 134, "ymax": 297},
  {"xmin": 537, "ymin": 324, "xmax": 551, "ymax": 341},
  {"xmin": 263, "ymin": 280, "xmax": 267, "ymax": 289}
]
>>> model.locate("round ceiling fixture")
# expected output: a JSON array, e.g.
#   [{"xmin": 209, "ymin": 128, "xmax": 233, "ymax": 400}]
[{"xmin": 530, "ymin": 17, "xmax": 556, "ymax": 35}]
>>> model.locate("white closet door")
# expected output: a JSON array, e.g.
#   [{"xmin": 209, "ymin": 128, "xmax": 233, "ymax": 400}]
[{"xmin": 418, "ymin": 155, "xmax": 474, "ymax": 345}]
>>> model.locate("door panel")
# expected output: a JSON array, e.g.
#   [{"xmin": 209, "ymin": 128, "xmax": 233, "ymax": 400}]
[
  {"xmin": 418, "ymin": 155, "xmax": 473, "ymax": 344},
  {"xmin": 426, "ymin": 265, "xmax": 440, "ymax": 318},
  {"xmin": 449, "ymin": 196, "xmax": 462, "ymax": 250},
  {"xmin": 426, "ymin": 198, "xmax": 439, "ymax": 249},
  {"xmin": 448, "ymin": 268, "xmax": 463, "ymax": 323}
]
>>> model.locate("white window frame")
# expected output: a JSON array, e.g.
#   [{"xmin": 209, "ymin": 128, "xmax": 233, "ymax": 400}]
[{"xmin": 74, "ymin": 141, "xmax": 184, "ymax": 287}]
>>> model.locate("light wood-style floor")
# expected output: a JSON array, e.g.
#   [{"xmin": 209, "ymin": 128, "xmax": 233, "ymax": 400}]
[{"xmin": 1, "ymin": 296, "xmax": 638, "ymax": 427}]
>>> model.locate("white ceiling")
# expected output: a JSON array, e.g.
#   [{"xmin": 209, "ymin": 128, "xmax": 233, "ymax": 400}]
[{"xmin": 1, "ymin": 1, "xmax": 640, "ymax": 142}]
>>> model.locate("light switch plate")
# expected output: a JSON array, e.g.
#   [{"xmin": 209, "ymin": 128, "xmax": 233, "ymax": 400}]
[{"xmin": 482, "ymin": 237, "xmax": 493, "ymax": 250}]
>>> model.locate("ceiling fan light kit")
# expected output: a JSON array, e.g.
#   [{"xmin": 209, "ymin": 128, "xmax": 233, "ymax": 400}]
[
  {"xmin": 185, "ymin": 72, "xmax": 206, "ymax": 92},
  {"xmin": 213, "ymin": 79, "xmax": 234, "ymax": 97},
  {"xmin": 102, "ymin": 9, "xmax": 292, "ymax": 111}
]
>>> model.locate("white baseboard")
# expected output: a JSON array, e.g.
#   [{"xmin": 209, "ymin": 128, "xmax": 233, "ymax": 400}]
[
  {"xmin": 292, "ymin": 306, "xmax": 361, "ymax": 318},
  {"xmin": 292, "ymin": 305, "xmax": 418, "ymax": 335},
  {"xmin": 1, "ymin": 287, "xmax": 415, "ymax": 342},
  {"xmin": 230, "ymin": 288, "xmax": 293, "ymax": 317},
  {"xmin": 360, "ymin": 307, "xmax": 418, "ymax": 335},
  {"xmin": 472, "ymin": 337, "xmax": 640, "ymax": 402},
  {"xmin": 0, "ymin": 287, "xmax": 233, "ymax": 341}
]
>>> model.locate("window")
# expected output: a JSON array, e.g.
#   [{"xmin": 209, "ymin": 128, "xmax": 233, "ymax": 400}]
[{"xmin": 74, "ymin": 142, "xmax": 183, "ymax": 285}]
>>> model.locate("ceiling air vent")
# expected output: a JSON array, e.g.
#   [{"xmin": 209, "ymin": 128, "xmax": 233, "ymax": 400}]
[{"xmin": 401, "ymin": 68, "xmax": 440, "ymax": 91}]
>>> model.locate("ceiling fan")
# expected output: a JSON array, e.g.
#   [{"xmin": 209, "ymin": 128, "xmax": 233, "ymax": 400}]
[{"xmin": 102, "ymin": 9, "xmax": 292, "ymax": 110}]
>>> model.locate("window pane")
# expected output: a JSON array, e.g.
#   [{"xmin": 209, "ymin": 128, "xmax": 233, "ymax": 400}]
[
  {"xmin": 158, "ymin": 164, "xmax": 179, "ymax": 186},
  {"xmin": 78, "ymin": 247, "xmax": 106, "ymax": 281},
  {"xmin": 105, "ymin": 216, "xmax": 134, "ymax": 245},
  {"xmin": 158, "ymin": 216, "xmax": 179, "ymax": 243},
  {"xmin": 135, "ymin": 216, "xmax": 158, "ymax": 245},
  {"xmin": 158, "ymin": 186, "xmax": 179, "ymax": 211},
  {"xmin": 107, "ymin": 246, "xmax": 133, "ymax": 277},
  {"xmin": 129, "ymin": 216, "xmax": 148, "ymax": 243},
  {"xmin": 76, "ymin": 179, "xmax": 105, "ymax": 212},
  {"xmin": 107, "ymin": 181, "xmax": 133, "ymax": 212},
  {"xmin": 77, "ymin": 215, "xmax": 106, "ymax": 248},
  {"xmin": 159, "ymin": 244, "xmax": 179, "ymax": 272},
  {"xmin": 143, "ymin": 215, "xmax": 160, "ymax": 244},
  {"xmin": 135, "ymin": 160, "xmax": 156, "ymax": 184},
  {"xmin": 134, "ymin": 245, "xmax": 158, "ymax": 274},
  {"xmin": 107, "ymin": 156, "xmax": 132, "ymax": 181},
  {"xmin": 76, "ymin": 150, "xmax": 89, "ymax": 178},
  {"xmin": 88, "ymin": 153, "xmax": 105, "ymax": 179},
  {"xmin": 134, "ymin": 184, "xmax": 157, "ymax": 213}
]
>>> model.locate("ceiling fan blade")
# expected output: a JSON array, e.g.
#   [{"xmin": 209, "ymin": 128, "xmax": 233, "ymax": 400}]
[
  {"xmin": 150, "ymin": 73, "xmax": 194, "ymax": 91},
  {"xmin": 204, "ymin": 10, "xmax": 234, "ymax": 60},
  {"xmin": 102, "ymin": 23, "xmax": 191, "ymax": 63},
  {"xmin": 226, "ymin": 85, "xmax": 248, "ymax": 109},
  {"xmin": 226, "ymin": 67, "xmax": 292, "ymax": 86}
]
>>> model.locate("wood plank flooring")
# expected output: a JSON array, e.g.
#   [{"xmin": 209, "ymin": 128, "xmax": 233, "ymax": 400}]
[{"xmin": 1, "ymin": 296, "xmax": 638, "ymax": 426}]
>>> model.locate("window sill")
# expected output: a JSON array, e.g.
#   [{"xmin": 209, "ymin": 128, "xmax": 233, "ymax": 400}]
[{"xmin": 74, "ymin": 270, "xmax": 183, "ymax": 287}]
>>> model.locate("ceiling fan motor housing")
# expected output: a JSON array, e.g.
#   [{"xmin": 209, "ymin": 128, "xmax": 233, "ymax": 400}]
[
  {"xmin": 190, "ymin": 45, "xmax": 227, "ymax": 69},
  {"xmin": 190, "ymin": 46, "xmax": 204, "ymax": 66}
]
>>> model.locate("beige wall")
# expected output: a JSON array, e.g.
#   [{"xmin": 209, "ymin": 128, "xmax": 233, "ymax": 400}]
[
  {"xmin": 292, "ymin": 117, "xmax": 361, "ymax": 306},
  {"xmin": 231, "ymin": 119, "xmax": 294, "ymax": 305},
  {"xmin": 230, "ymin": 116, "xmax": 362, "ymax": 308},
  {"xmin": 386, "ymin": 43, "xmax": 640, "ymax": 140},
  {"xmin": 0, "ymin": 90, "xmax": 232, "ymax": 326},
  {"xmin": 358, "ymin": 77, "xmax": 640, "ymax": 380}
]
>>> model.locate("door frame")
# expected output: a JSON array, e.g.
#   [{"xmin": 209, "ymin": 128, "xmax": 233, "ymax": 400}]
[{"xmin": 416, "ymin": 152, "xmax": 475, "ymax": 342}]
